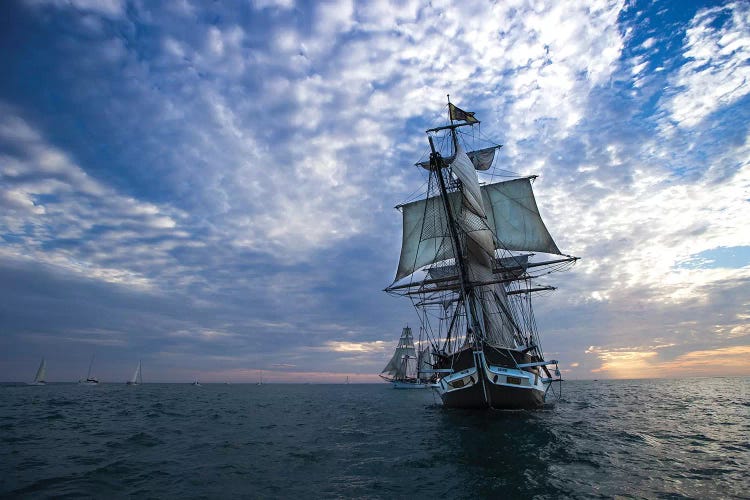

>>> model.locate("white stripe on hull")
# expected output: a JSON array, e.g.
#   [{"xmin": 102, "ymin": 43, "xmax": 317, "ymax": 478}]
[{"xmin": 432, "ymin": 351, "xmax": 550, "ymax": 409}]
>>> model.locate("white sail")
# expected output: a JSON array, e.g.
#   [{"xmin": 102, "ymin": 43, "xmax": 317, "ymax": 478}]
[
  {"xmin": 451, "ymin": 146, "xmax": 485, "ymax": 216},
  {"xmin": 128, "ymin": 361, "xmax": 142, "ymax": 384},
  {"xmin": 381, "ymin": 326, "xmax": 417, "ymax": 380},
  {"xmin": 396, "ymin": 192, "xmax": 455, "ymax": 282},
  {"xmin": 394, "ymin": 177, "xmax": 561, "ymax": 281},
  {"xmin": 417, "ymin": 348, "xmax": 432, "ymax": 381},
  {"xmin": 453, "ymin": 151, "xmax": 520, "ymax": 347},
  {"xmin": 33, "ymin": 358, "xmax": 46, "ymax": 384},
  {"xmin": 482, "ymin": 178, "xmax": 561, "ymax": 256}
]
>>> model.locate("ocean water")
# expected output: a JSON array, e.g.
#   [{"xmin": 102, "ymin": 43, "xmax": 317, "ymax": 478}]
[{"xmin": 1, "ymin": 378, "xmax": 747, "ymax": 498}]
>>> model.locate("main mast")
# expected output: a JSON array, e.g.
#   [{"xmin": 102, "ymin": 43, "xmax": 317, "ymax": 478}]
[
  {"xmin": 428, "ymin": 137, "xmax": 476, "ymax": 344},
  {"xmin": 426, "ymin": 96, "xmax": 485, "ymax": 348}
]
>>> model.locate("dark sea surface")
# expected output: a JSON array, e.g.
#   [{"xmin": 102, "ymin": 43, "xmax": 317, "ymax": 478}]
[{"xmin": 1, "ymin": 378, "xmax": 748, "ymax": 499}]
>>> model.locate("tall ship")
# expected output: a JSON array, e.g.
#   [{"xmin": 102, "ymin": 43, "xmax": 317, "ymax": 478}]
[
  {"xmin": 385, "ymin": 98, "xmax": 577, "ymax": 409},
  {"xmin": 380, "ymin": 326, "xmax": 433, "ymax": 389}
]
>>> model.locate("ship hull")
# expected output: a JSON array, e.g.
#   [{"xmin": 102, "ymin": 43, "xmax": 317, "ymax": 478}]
[
  {"xmin": 432, "ymin": 346, "xmax": 550, "ymax": 410},
  {"xmin": 436, "ymin": 379, "xmax": 545, "ymax": 409}
]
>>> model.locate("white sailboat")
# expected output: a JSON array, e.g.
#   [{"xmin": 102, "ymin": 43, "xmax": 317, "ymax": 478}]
[
  {"xmin": 29, "ymin": 357, "xmax": 46, "ymax": 385},
  {"xmin": 380, "ymin": 326, "xmax": 431, "ymax": 389},
  {"xmin": 126, "ymin": 360, "xmax": 142, "ymax": 385},
  {"xmin": 78, "ymin": 354, "xmax": 99, "ymax": 385},
  {"xmin": 257, "ymin": 370, "xmax": 263, "ymax": 386},
  {"xmin": 384, "ymin": 98, "xmax": 575, "ymax": 408}
]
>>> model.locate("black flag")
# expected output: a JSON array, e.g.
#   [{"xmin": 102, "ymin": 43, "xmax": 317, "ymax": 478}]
[{"xmin": 448, "ymin": 103, "xmax": 479, "ymax": 123}]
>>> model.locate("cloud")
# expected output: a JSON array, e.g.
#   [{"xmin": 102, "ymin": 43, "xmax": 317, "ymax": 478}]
[
  {"xmin": 0, "ymin": 107, "xmax": 188, "ymax": 289},
  {"xmin": 25, "ymin": 0, "xmax": 126, "ymax": 19},
  {"xmin": 659, "ymin": 2, "xmax": 750, "ymax": 130},
  {"xmin": 250, "ymin": 0, "xmax": 295, "ymax": 11},
  {"xmin": 1, "ymin": 0, "xmax": 748, "ymax": 382},
  {"xmin": 323, "ymin": 340, "xmax": 389, "ymax": 353},
  {"xmin": 586, "ymin": 345, "xmax": 750, "ymax": 378}
]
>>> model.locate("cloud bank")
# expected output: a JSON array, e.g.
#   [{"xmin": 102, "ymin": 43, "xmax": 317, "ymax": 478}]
[{"xmin": 0, "ymin": 0, "xmax": 747, "ymax": 381}]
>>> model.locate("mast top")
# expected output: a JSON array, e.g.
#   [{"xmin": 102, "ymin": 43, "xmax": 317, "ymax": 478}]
[{"xmin": 426, "ymin": 97, "xmax": 480, "ymax": 133}]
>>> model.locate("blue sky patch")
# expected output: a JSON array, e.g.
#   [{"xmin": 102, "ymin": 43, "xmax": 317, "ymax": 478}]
[{"xmin": 677, "ymin": 246, "xmax": 750, "ymax": 270}]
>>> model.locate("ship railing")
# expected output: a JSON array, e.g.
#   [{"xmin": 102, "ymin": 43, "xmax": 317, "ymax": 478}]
[{"xmin": 516, "ymin": 360, "xmax": 559, "ymax": 368}]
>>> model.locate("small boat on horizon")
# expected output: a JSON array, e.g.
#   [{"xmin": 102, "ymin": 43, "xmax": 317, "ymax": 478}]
[
  {"xmin": 126, "ymin": 360, "xmax": 142, "ymax": 385},
  {"xmin": 28, "ymin": 357, "xmax": 46, "ymax": 386},
  {"xmin": 78, "ymin": 354, "xmax": 99, "ymax": 385},
  {"xmin": 192, "ymin": 380, "xmax": 201, "ymax": 386}
]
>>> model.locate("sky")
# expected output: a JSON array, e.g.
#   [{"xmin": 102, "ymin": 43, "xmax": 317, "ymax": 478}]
[{"xmin": 0, "ymin": 0, "xmax": 748, "ymax": 383}]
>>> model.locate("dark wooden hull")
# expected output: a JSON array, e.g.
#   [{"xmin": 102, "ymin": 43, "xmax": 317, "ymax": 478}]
[
  {"xmin": 433, "ymin": 345, "xmax": 548, "ymax": 410},
  {"xmin": 439, "ymin": 379, "xmax": 545, "ymax": 409}
]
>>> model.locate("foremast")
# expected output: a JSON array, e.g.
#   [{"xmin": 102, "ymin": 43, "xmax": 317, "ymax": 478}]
[{"xmin": 422, "ymin": 97, "xmax": 513, "ymax": 354}]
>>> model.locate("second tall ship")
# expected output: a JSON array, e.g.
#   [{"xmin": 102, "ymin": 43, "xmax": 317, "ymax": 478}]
[{"xmin": 380, "ymin": 326, "xmax": 433, "ymax": 389}]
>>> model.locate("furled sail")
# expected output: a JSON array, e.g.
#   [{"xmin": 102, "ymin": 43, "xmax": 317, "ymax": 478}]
[
  {"xmin": 380, "ymin": 327, "xmax": 417, "ymax": 379},
  {"xmin": 394, "ymin": 177, "xmax": 560, "ymax": 281},
  {"xmin": 426, "ymin": 255, "xmax": 529, "ymax": 282}
]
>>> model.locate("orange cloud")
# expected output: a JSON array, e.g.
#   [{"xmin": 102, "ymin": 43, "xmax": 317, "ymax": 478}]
[
  {"xmin": 659, "ymin": 346, "xmax": 750, "ymax": 376},
  {"xmin": 586, "ymin": 345, "xmax": 750, "ymax": 378}
]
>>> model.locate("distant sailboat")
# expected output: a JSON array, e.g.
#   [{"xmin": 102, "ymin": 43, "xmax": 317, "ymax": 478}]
[
  {"xmin": 380, "ymin": 326, "xmax": 432, "ymax": 389},
  {"xmin": 29, "ymin": 357, "xmax": 46, "ymax": 386},
  {"xmin": 257, "ymin": 370, "xmax": 263, "ymax": 386},
  {"xmin": 126, "ymin": 360, "xmax": 142, "ymax": 385},
  {"xmin": 78, "ymin": 354, "xmax": 99, "ymax": 385}
]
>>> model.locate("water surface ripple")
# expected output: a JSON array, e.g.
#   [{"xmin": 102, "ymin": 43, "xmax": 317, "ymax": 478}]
[{"xmin": 1, "ymin": 378, "xmax": 747, "ymax": 498}]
